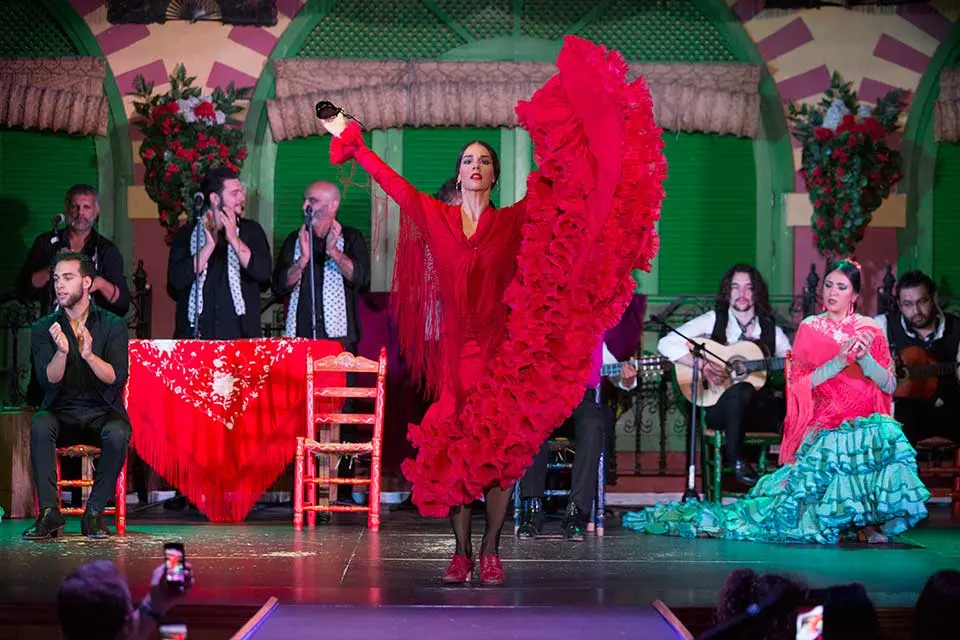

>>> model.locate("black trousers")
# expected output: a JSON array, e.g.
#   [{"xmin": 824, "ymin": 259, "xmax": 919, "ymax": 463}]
[
  {"xmin": 520, "ymin": 389, "xmax": 606, "ymax": 515},
  {"xmin": 31, "ymin": 408, "xmax": 131, "ymax": 513},
  {"xmin": 703, "ymin": 383, "xmax": 784, "ymax": 463},
  {"xmin": 894, "ymin": 397, "xmax": 959, "ymax": 444}
]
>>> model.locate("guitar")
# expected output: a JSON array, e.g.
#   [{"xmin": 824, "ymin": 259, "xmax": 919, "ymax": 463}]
[
  {"xmin": 893, "ymin": 345, "xmax": 960, "ymax": 400},
  {"xmin": 673, "ymin": 339, "xmax": 786, "ymax": 407},
  {"xmin": 600, "ymin": 355, "xmax": 668, "ymax": 381}
]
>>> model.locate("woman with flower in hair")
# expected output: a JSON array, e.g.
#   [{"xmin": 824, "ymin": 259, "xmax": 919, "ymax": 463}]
[
  {"xmin": 623, "ymin": 259, "xmax": 929, "ymax": 544},
  {"xmin": 321, "ymin": 35, "xmax": 666, "ymax": 583}
]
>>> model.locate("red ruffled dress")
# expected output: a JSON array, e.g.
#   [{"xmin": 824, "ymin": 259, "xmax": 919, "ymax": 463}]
[{"xmin": 330, "ymin": 35, "xmax": 667, "ymax": 517}]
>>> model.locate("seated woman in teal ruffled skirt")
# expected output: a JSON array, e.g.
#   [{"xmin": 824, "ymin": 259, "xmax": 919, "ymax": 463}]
[{"xmin": 622, "ymin": 259, "xmax": 930, "ymax": 544}]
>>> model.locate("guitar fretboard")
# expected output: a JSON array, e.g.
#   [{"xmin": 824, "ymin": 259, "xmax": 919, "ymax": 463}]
[
  {"xmin": 740, "ymin": 357, "xmax": 787, "ymax": 374},
  {"xmin": 904, "ymin": 361, "xmax": 959, "ymax": 378},
  {"xmin": 599, "ymin": 358, "xmax": 664, "ymax": 378}
]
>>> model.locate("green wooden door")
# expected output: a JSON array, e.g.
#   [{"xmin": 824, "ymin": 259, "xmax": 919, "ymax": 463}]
[{"xmin": 658, "ymin": 133, "xmax": 757, "ymax": 294}]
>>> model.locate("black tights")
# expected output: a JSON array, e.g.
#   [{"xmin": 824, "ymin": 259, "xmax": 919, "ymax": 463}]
[{"xmin": 450, "ymin": 484, "xmax": 514, "ymax": 558}]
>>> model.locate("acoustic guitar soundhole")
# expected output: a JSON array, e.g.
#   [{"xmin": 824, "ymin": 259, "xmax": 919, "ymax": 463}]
[{"xmin": 728, "ymin": 357, "xmax": 748, "ymax": 380}]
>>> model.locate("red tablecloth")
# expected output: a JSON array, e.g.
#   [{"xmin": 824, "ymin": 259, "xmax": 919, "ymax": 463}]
[{"xmin": 124, "ymin": 338, "xmax": 344, "ymax": 522}]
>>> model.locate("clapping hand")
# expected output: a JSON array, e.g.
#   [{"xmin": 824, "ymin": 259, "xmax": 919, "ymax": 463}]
[
  {"xmin": 852, "ymin": 330, "xmax": 873, "ymax": 360},
  {"xmin": 297, "ymin": 225, "xmax": 311, "ymax": 266},
  {"xmin": 49, "ymin": 323, "xmax": 69, "ymax": 354},
  {"xmin": 78, "ymin": 325, "xmax": 93, "ymax": 361},
  {"xmin": 202, "ymin": 211, "xmax": 216, "ymax": 244},
  {"xmin": 218, "ymin": 210, "xmax": 239, "ymax": 244},
  {"xmin": 325, "ymin": 220, "xmax": 343, "ymax": 256}
]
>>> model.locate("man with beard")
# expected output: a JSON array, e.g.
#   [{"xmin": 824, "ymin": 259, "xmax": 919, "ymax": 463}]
[
  {"xmin": 272, "ymin": 181, "xmax": 370, "ymax": 351},
  {"xmin": 168, "ymin": 168, "xmax": 271, "ymax": 339},
  {"xmin": 874, "ymin": 270, "xmax": 960, "ymax": 444},
  {"xmin": 657, "ymin": 264, "xmax": 791, "ymax": 485},
  {"xmin": 18, "ymin": 185, "xmax": 131, "ymax": 408},
  {"xmin": 18, "ymin": 184, "xmax": 130, "ymax": 318},
  {"xmin": 23, "ymin": 252, "xmax": 130, "ymax": 540}
]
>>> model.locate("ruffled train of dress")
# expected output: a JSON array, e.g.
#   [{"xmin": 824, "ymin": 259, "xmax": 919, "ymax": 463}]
[
  {"xmin": 397, "ymin": 36, "xmax": 667, "ymax": 516},
  {"xmin": 621, "ymin": 414, "xmax": 930, "ymax": 544}
]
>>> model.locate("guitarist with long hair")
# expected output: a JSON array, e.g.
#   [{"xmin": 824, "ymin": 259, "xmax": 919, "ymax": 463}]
[
  {"xmin": 658, "ymin": 264, "xmax": 791, "ymax": 486},
  {"xmin": 874, "ymin": 270, "xmax": 960, "ymax": 445}
]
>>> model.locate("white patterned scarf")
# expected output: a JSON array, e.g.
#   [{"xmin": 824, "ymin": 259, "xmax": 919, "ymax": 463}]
[
  {"xmin": 284, "ymin": 234, "xmax": 348, "ymax": 339},
  {"xmin": 188, "ymin": 220, "xmax": 245, "ymax": 330}
]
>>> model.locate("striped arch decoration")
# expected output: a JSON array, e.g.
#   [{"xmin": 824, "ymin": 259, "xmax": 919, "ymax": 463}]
[
  {"xmin": 734, "ymin": 1, "xmax": 958, "ymax": 185},
  {"xmin": 730, "ymin": 0, "xmax": 959, "ymax": 309},
  {"xmin": 67, "ymin": 0, "xmax": 306, "ymax": 215}
]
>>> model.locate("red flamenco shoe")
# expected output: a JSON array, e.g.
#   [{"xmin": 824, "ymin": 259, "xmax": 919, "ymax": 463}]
[
  {"xmin": 478, "ymin": 555, "xmax": 505, "ymax": 586},
  {"xmin": 441, "ymin": 554, "xmax": 475, "ymax": 584}
]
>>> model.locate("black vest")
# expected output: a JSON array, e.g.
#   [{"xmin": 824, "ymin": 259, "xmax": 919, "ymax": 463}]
[
  {"xmin": 711, "ymin": 311, "xmax": 778, "ymax": 356},
  {"xmin": 886, "ymin": 310, "xmax": 960, "ymax": 398}
]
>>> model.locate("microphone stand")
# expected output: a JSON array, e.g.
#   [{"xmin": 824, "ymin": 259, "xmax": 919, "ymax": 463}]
[
  {"xmin": 305, "ymin": 209, "xmax": 318, "ymax": 339},
  {"xmin": 649, "ymin": 315, "xmax": 730, "ymax": 503},
  {"xmin": 49, "ymin": 217, "xmax": 63, "ymax": 311},
  {"xmin": 191, "ymin": 201, "xmax": 204, "ymax": 339}
]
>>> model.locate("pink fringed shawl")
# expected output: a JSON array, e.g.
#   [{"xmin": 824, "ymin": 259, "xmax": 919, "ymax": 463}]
[{"xmin": 781, "ymin": 314, "xmax": 894, "ymax": 463}]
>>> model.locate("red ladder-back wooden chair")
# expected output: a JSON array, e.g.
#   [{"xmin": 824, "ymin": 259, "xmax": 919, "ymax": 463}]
[
  {"xmin": 294, "ymin": 347, "xmax": 386, "ymax": 531},
  {"xmin": 35, "ymin": 445, "xmax": 127, "ymax": 535}
]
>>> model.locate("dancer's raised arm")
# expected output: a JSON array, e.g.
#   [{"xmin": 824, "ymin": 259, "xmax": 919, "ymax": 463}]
[{"xmin": 321, "ymin": 113, "xmax": 438, "ymax": 236}]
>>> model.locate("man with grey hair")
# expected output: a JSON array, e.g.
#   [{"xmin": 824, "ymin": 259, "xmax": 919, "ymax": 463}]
[
  {"xmin": 272, "ymin": 181, "xmax": 370, "ymax": 354},
  {"xmin": 18, "ymin": 184, "xmax": 130, "ymax": 409},
  {"xmin": 18, "ymin": 184, "xmax": 130, "ymax": 317}
]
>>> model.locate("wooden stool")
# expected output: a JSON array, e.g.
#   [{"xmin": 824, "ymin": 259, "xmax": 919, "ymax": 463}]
[{"xmin": 35, "ymin": 445, "xmax": 127, "ymax": 535}]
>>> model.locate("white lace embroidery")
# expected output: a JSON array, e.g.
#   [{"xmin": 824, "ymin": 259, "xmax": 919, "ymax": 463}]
[{"xmin": 131, "ymin": 338, "xmax": 301, "ymax": 431}]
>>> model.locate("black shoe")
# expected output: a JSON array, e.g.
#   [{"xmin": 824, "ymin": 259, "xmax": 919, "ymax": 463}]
[
  {"xmin": 516, "ymin": 498, "xmax": 543, "ymax": 539},
  {"xmin": 81, "ymin": 510, "xmax": 111, "ymax": 539},
  {"xmin": 733, "ymin": 459, "xmax": 759, "ymax": 486},
  {"xmin": 22, "ymin": 508, "xmax": 64, "ymax": 541},
  {"xmin": 562, "ymin": 503, "xmax": 586, "ymax": 542}
]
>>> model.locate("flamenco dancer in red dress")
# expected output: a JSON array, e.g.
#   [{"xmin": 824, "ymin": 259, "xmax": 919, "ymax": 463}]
[{"xmin": 321, "ymin": 35, "xmax": 666, "ymax": 585}]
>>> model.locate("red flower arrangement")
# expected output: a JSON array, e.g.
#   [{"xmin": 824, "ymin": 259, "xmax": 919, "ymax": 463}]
[
  {"xmin": 132, "ymin": 65, "xmax": 252, "ymax": 243},
  {"xmin": 787, "ymin": 72, "xmax": 907, "ymax": 257}
]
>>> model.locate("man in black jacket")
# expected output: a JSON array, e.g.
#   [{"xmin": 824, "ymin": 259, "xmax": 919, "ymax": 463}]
[
  {"xmin": 272, "ymin": 181, "xmax": 370, "ymax": 353},
  {"xmin": 18, "ymin": 184, "xmax": 130, "ymax": 317},
  {"xmin": 874, "ymin": 270, "xmax": 960, "ymax": 444},
  {"xmin": 23, "ymin": 252, "xmax": 131, "ymax": 540},
  {"xmin": 18, "ymin": 184, "xmax": 130, "ymax": 408},
  {"xmin": 167, "ymin": 168, "xmax": 272, "ymax": 339}
]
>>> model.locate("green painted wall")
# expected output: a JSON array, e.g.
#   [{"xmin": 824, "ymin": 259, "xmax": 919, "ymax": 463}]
[
  {"xmin": 933, "ymin": 143, "xmax": 960, "ymax": 296},
  {"xmin": 659, "ymin": 134, "xmax": 757, "ymax": 294},
  {"xmin": 0, "ymin": 0, "xmax": 101, "ymax": 295}
]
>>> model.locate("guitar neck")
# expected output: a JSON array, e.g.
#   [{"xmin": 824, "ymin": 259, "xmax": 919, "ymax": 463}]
[
  {"xmin": 905, "ymin": 361, "xmax": 959, "ymax": 378},
  {"xmin": 599, "ymin": 358, "xmax": 664, "ymax": 378},
  {"xmin": 742, "ymin": 357, "xmax": 786, "ymax": 374},
  {"xmin": 600, "ymin": 360, "xmax": 633, "ymax": 377}
]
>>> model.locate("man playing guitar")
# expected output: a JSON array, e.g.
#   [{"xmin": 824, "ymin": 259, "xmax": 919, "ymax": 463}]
[
  {"xmin": 658, "ymin": 264, "xmax": 791, "ymax": 485},
  {"xmin": 873, "ymin": 270, "xmax": 960, "ymax": 445}
]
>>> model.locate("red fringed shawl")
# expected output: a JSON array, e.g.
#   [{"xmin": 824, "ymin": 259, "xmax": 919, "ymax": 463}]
[{"xmin": 331, "ymin": 35, "xmax": 667, "ymax": 517}]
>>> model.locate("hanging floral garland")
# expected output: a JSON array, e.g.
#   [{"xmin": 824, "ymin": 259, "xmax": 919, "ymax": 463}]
[
  {"xmin": 787, "ymin": 72, "xmax": 907, "ymax": 258},
  {"xmin": 132, "ymin": 64, "xmax": 252, "ymax": 243}
]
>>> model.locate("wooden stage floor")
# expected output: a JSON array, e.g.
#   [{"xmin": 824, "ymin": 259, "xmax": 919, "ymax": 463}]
[{"xmin": 0, "ymin": 503, "xmax": 958, "ymax": 638}]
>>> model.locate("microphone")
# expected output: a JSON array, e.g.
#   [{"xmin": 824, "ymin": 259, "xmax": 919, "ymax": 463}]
[
  {"xmin": 192, "ymin": 192, "xmax": 205, "ymax": 220},
  {"xmin": 50, "ymin": 213, "xmax": 66, "ymax": 245},
  {"xmin": 315, "ymin": 100, "xmax": 366, "ymax": 130},
  {"xmin": 304, "ymin": 204, "xmax": 314, "ymax": 227}
]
